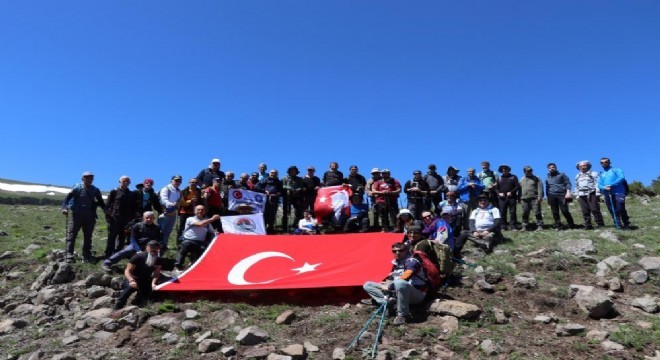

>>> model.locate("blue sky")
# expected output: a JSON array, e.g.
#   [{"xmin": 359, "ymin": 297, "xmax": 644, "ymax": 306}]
[{"xmin": 1, "ymin": 1, "xmax": 658, "ymax": 191}]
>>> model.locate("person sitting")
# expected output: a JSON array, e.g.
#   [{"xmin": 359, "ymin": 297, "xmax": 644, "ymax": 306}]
[
  {"xmin": 102, "ymin": 211, "xmax": 161, "ymax": 272},
  {"xmin": 437, "ymin": 191, "xmax": 466, "ymax": 234},
  {"xmin": 395, "ymin": 208, "xmax": 423, "ymax": 235},
  {"xmin": 293, "ymin": 209, "xmax": 318, "ymax": 235},
  {"xmin": 174, "ymin": 205, "xmax": 220, "ymax": 272},
  {"xmin": 421, "ymin": 211, "xmax": 454, "ymax": 248},
  {"xmin": 362, "ymin": 242, "xmax": 428, "ymax": 326},
  {"xmin": 456, "ymin": 195, "xmax": 503, "ymax": 253},
  {"xmin": 343, "ymin": 194, "xmax": 370, "ymax": 233},
  {"xmin": 114, "ymin": 240, "xmax": 163, "ymax": 310}
]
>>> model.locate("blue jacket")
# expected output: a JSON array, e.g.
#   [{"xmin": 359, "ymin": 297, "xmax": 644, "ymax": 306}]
[
  {"xmin": 456, "ymin": 176, "xmax": 485, "ymax": 202},
  {"xmin": 598, "ymin": 167, "xmax": 626, "ymax": 195}
]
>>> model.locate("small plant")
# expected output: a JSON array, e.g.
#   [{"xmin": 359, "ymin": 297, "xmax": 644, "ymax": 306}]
[
  {"xmin": 157, "ymin": 300, "xmax": 179, "ymax": 314},
  {"xmin": 417, "ymin": 326, "xmax": 437, "ymax": 338},
  {"xmin": 609, "ymin": 323, "xmax": 659, "ymax": 351}
]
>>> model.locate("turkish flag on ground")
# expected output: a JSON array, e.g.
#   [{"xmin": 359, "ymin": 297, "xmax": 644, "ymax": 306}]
[
  {"xmin": 156, "ymin": 233, "xmax": 401, "ymax": 291},
  {"xmin": 313, "ymin": 185, "xmax": 352, "ymax": 220}
]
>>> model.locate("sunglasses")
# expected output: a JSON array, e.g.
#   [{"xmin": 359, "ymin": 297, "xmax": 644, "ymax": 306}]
[{"xmin": 392, "ymin": 249, "xmax": 406, "ymax": 253}]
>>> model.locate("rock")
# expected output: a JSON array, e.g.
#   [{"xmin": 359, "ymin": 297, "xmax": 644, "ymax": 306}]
[
  {"xmin": 267, "ymin": 354, "xmax": 292, "ymax": 360},
  {"xmin": 84, "ymin": 273, "xmax": 104, "ymax": 287},
  {"xmin": 0, "ymin": 318, "xmax": 29, "ymax": 334},
  {"xmin": 221, "ymin": 346, "xmax": 237, "ymax": 356},
  {"xmin": 598, "ymin": 230, "xmax": 621, "ymax": 242},
  {"xmin": 586, "ymin": 330, "xmax": 608, "ymax": 341},
  {"xmin": 483, "ymin": 271, "xmax": 502, "ymax": 284},
  {"xmin": 574, "ymin": 286, "xmax": 614, "ymax": 319},
  {"xmin": 603, "ymin": 256, "xmax": 629, "ymax": 271},
  {"xmin": 23, "ymin": 244, "xmax": 42, "ymax": 255},
  {"xmin": 601, "ymin": 340, "xmax": 625, "ymax": 351},
  {"xmin": 432, "ymin": 344, "xmax": 455, "ymax": 359},
  {"xmin": 632, "ymin": 243, "xmax": 646, "ymax": 249},
  {"xmin": 86, "ymin": 286, "xmax": 107, "ymax": 299},
  {"xmin": 429, "ymin": 300, "xmax": 481, "ymax": 319},
  {"xmin": 569, "ymin": 284, "xmax": 593, "ymax": 298},
  {"xmin": 36, "ymin": 286, "xmax": 73, "ymax": 305},
  {"xmin": 82, "ymin": 308, "xmax": 113, "ymax": 319},
  {"xmin": 162, "ymin": 332, "xmax": 179, "ymax": 345},
  {"xmin": 630, "ymin": 295, "xmax": 658, "ymax": 313},
  {"xmin": 558, "ymin": 239, "xmax": 595, "ymax": 256},
  {"xmin": 195, "ymin": 330, "xmax": 212, "ymax": 343},
  {"xmin": 607, "ymin": 278, "xmax": 623, "ymax": 292},
  {"xmin": 184, "ymin": 309, "xmax": 199, "ymax": 319},
  {"xmin": 474, "ymin": 279, "xmax": 495, "ymax": 293},
  {"xmin": 93, "ymin": 330, "xmax": 114, "ymax": 340},
  {"xmin": 529, "ymin": 258, "xmax": 544, "ymax": 266},
  {"xmin": 434, "ymin": 316, "xmax": 459, "ymax": 340},
  {"xmin": 533, "ymin": 314, "xmax": 557, "ymax": 324},
  {"xmin": 275, "ymin": 310, "xmax": 296, "ymax": 325},
  {"xmin": 513, "ymin": 273, "xmax": 537, "ymax": 289},
  {"xmin": 51, "ymin": 263, "xmax": 75, "ymax": 284},
  {"xmin": 6, "ymin": 271, "xmax": 25, "ymax": 280},
  {"xmin": 492, "ymin": 308, "xmax": 509, "ymax": 324},
  {"xmin": 629, "ymin": 270, "xmax": 649, "ymax": 284},
  {"xmin": 0, "ymin": 251, "xmax": 14, "ymax": 260},
  {"xmin": 556, "ymin": 323, "xmax": 585, "ymax": 336},
  {"xmin": 147, "ymin": 314, "xmax": 180, "ymax": 331},
  {"xmin": 51, "ymin": 353, "xmax": 76, "ymax": 360},
  {"xmin": 480, "ymin": 339, "xmax": 499, "ymax": 355},
  {"xmin": 526, "ymin": 248, "xmax": 547, "ymax": 257},
  {"xmin": 400, "ymin": 349, "xmax": 419, "ymax": 358},
  {"xmin": 62, "ymin": 335, "xmax": 80, "ymax": 346},
  {"xmin": 303, "ymin": 341, "xmax": 319, "ymax": 352},
  {"xmin": 236, "ymin": 326, "xmax": 269, "ymax": 345},
  {"xmin": 242, "ymin": 345, "xmax": 276, "ymax": 359},
  {"xmin": 92, "ymin": 296, "xmax": 113, "ymax": 310},
  {"xmin": 181, "ymin": 320, "xmax": 202, "ymax": 333},
  {"xmin": 9, "ymin": 303, "xmax": 36, "ymax": 317},
  {"xmin": 280, "ymin": 344, "xmax": 305, "ymax": 359},
  {"xmin": 216, "ymin": 309, "xmax": 239, "ymax": 328},
  {"xmin": 198, "ymin": 338, "xmax": 222, "ymax": 353},
  {"xmin": 638, "ymin": 257, "xmax": 660, "ymax": 274},
  {"xmin": 332, "ymin": 347, "xmax": 346, "ymax": 359}
]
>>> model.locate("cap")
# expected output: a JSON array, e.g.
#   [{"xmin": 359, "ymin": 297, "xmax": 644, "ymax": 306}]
[
  {"xmin": 398, "ymin": 209, "xmax": 412, "ymax": 217},
  {"xmin": 307, "ymin": 166, "xmax": 315, "ymax": 171},
  {"xmin": 146, "ymin": 240, "xmax": 161, "ymax": 248},
  {"xmin": 446, "ymin": 166, "xmax": 460, "ymax": 173},
  {"xmin": 371, "ymin": 168, "xmax": 380, "ymax": 174},
  {"xmin": 350, "ymin": 165, "xmax": 358, "ymax": 170},
  {"xmin": 576, "ymin": 160, "xmax": 591, "ymax": 170},
  {"xmin": 211, "ymin": 158, "xmax": 221, "ymax": 164},
  {"xmin": 440, "ymin": 209, "xmax": 452, "ymax": 216},
  {"xmin": 381, "ymin": 169, "xmax": 390, "ymax": 173},
  {"xmin": 171, "ymin": 175, "xmax": 182, "ymax": 181},
  {"xmin": 413, "ymin": 170, "xmax": 422, "ymax": 175},
  {"xmin": 213, "ymin": 177, "xmax": 222, "ymax": 182},
  {"xmin": 82, "ymin": 171, "xmax": 94, "ymax": 177},
  {"xmin": 143, "ymin": 178, "xmax": 154, "ymax": 185},
  {"xmin": 477, "ymin": 194, "xmax": 489, "ymax": 201},
  {"xmin": 498, "ymin": 164, "xmax": 511, "ymax": 172}
]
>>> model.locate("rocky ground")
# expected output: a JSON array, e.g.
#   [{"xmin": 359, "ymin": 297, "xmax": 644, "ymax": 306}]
[{"xmin": 0, "ymin": 199, "xmax": 659, "ymax": 360}]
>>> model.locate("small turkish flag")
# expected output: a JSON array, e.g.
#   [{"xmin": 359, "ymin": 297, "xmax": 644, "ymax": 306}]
[
  {"xmin": 156, "ymin": 233, "xmax": 401, "ymax": 291},
  {"xmin": 314, "ymin": 185, "xmax": 352, "ymax": 221}
]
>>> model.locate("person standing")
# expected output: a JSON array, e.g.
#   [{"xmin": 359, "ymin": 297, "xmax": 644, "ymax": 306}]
[
  {"xmin": 61, "ymin": 171, "xmax": 106, "ymax": 263},
  {"xmin": 282, "ymin": 166, "xmax": 305, "ymax": 232},
  {"xmin": 404, "ymin": 170, "xmax": 430, "ymax": 220},
  {"xmin": 196, "ymin": 158, "xmax": 225, "ymax": 189},
  {"xmin": 597, "ymin": 157, "xmax": 630, "ymax": 229},
  {"xmin": 519, "ymin": 166, "xmax": 544, "ymax": 231},
  {"xmin": 456, "ymin": 168, "xmax": 484, "ymax": 226},
  {"xmin": 496, "ymin": 165, "xmax": 521, "ymax": 230},
  {"xmin": 575, "ymin": 161, "xmax": 605, "ymax": 230},
  {"xmin": 105, "ymin": 176, "xmax": 137, "ymax": 258},
  {"xmin": 133, "ymin": 178, "xmax": 163, "ymax": 218},
  {"xmin": 545, "ymin": 163, "xmax": 576, "ymax": 230},
  {"xmin": 256, "ymin": 169, "xmax": 283, "ymax": 234},
  {"xmin": 158, "ymin": 175, "xmax": 182, "ymax": 253},
  {"xmin": 478, "ymin": 161, "xmax": 499, "ymax": 207},
  {"xmin": 365, "ymin": 168, "xmax": 383, "ymax": 230},
  {"xmin": 322, "ymin": 161, "xmax": 344, "ymax": 187},
  {"xmin": 423, "ymin": 164, "xmax": 445, "ymax": 213},
  {"xmin": 372, "ymin": 169, "xmax": 402, "ymax": 232}
]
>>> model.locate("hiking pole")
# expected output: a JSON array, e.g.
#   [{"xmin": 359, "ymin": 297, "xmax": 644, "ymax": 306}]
[
  {"xmin": 452, "ymin": 257, "xmax": 477, "ymax": 268},
  {"xmin": 347, "ymin": 302, "xmax": 386, "ymax": 352},
  {"xmin": 371, "ymin": 301, "xmax": 388, "ymax": 358},
  {"xmin": 603, "ymin": 190, "xmax": 620, "ymax": 230}
]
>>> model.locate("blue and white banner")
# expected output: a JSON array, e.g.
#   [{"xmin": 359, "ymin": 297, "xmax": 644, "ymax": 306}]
[
  {"xmin": 220, "ymin": 214, "xmax": 266, "ymax": 235},
  {"xmin": 227, "ymin": 189, "xmax": 267, "ymax": 214}
]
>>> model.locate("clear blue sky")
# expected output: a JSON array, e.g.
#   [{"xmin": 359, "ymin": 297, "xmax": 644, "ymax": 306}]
[{"xmin": 1, "ymin": 1, "xmax": 658, "ymax": 191}]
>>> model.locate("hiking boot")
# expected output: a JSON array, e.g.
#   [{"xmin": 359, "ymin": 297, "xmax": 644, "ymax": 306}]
[
  {"xmin": 584, "ymin": 224, "xmax": 594, "ymax": 230},
  {"xmin": 101, "ymin": 262, "xmax": 112, "ymax": 272},
  {"xmin": 393, "ymin": 315, "xmax": 407, "ymax": 326},
  {"xmin": 360, "ymin": 298, "xmax": 377, "ymax": 306}
]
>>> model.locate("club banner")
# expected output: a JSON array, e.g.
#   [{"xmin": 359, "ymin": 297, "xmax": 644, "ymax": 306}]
[
  {"xmin": 156, "ymin": 233, "xmax": 401, "ymax": 291},
  {"xmin": 221, "ymin": 214, "xmax": 266, "ymax": 235},
  {"xmin": 227, "ymin": 189, "xmax": 266, "ymax": 213}
]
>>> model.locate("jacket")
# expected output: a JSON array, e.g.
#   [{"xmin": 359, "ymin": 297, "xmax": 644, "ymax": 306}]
[
  {"xmin": 456, "ymin": 176, "xmax": 485, "ymax": 202},
  {"xmin": 597, "ymin": 167, "xmax": 626, "ymax": 195},
  {"xmin": 519, "ymin": 175, "xmax": 544, "ymax": 200},
  {"xmin": 545, "ymin": 172, "xmax": 571, "ymax": 196}
]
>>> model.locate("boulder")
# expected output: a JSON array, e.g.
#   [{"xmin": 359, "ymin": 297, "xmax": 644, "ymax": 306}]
[
  {"xmin": 236, "ymin": 326, "xmax": 269, "ymax": 345},
  {"xmin": 558, "ymin": 239, "xmax": 595, "ymax": 256},
  {"xmin": 429, "ymin": 300, "xmax": 481, "ymax": 319},
  {"xmin": 630, "ymin": 295, "xmax": 658, "ymax": 313},
  {"xmin": 638, "ymin": 257, "xmax": 660, "ymax": 274},
  {"xmin": 198, "ymin": 338, "xmax": 222, "ymax": 353},
  {"xmin": 556, "ymin": 323, "xmax": 585, "ymax": 336},
  {"xmin": 573, "ymin": 286, "xmax": 614, "ymax": 319}
]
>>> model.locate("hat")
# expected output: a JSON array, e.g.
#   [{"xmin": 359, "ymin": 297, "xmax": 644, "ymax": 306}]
[
  {"xmin": 171, "ymin": 175, "xmax": 182, "ymax": 181},
  {"xmin": 428, "ymin": 164, "xmax": 436, "ymax": 169},
  {"xmin": 523, "ymin": 166, "xmax": 533, "ymax": 172},
  {"xmin": 440, "ymin": 209, "xmax": 452, "ymax": 216},
  {"xmin": 447, "ymin": 166, "xmax": 460, "ymax": 173},
  {"xmin": 307, "ymin": 166, "xmax": 315, "ymax": 171},
  {"xmin": 413, "ymin": 170, "xmax": 422, "ymax": 175},
  {"xmin": 498, "ymin": 164, "xmax": 511, "ymax": 172},
  {"xmin": 213, "ymin": 177, "xmax": 222, "ymax": 182},
  {"xmin": 408, "ymin": 225, "xmax": 422, "ymax": 233},
  {"xmin": 477, "ymin": 194, "xmax": 489, "ymax": 201},
  {"xmin": 82, "ymin": 171, "xmax": 94, "ymax": 177},
  {"xmin": 371, "ymin": 168, "xmax": 380, "ymax": 174},
  {"xmin": 146, "ymin": 240, "xmax": 161, "ymax": 248},
  {"xmin": 211, "ymin": 158, "xmax": 220, "ymax": 164},
  {"xmin": 143, "ymin": 178, "xmax": 154, "ymax": 185},
  {"xmin": 576, "ymin": 160, "xmax": 591, "ymax": 171},
  {"xmin": 398, "ymin": 209, "xmax": 412, "ymax": 217},
  {"xmin": 287, "ymin": 166, "xmax": 299, "ymax": 174},
  {"xmin": 381, "ymin": 169, "xmax": 390, "ymax": 173}
]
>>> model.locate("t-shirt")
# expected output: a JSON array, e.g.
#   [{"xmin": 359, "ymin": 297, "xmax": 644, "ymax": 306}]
[
  {"xmin": 182, "ymin": 216, "xmax": 214, "ymax": 241},
  {"xmin": 298, "ymin": 218, "xmax": 318, "ymax": 232},
  {"xmin": 129, "ymin": 252, "xmax": 162, "ymax": 282},
  {"xmin": 470, "ymin": 207, "xmax": 501, "ymax": 231}
]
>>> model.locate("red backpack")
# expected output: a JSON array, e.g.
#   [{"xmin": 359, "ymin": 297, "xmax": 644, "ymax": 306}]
[{"xmin": 412, "ymin": 250, "xmax": 443, "ymax": 292}]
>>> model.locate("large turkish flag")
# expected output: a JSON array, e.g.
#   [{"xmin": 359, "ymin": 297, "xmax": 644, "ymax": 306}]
[{"xmin": 156, "ymin": 233, "xmax": 401, "ymax": 291}]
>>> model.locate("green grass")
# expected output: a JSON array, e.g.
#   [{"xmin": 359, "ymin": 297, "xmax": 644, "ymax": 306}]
[{"xmin": 609, "ymin": 318, "xmax": 660, "ymax": 351}]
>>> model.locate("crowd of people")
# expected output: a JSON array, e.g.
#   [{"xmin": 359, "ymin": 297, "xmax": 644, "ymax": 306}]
[{"xmin": 59, "ymin": 157, "xmax": 631, "ymax": 311}]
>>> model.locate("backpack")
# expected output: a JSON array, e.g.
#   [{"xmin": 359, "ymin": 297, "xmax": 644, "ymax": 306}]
[
  {"xmin": 412, "ymin": 250, "xmax": 442, "ymax": 292},
  {"xmin": 416, "ymin": 239, "xmax": 455, "ymax": 280}
]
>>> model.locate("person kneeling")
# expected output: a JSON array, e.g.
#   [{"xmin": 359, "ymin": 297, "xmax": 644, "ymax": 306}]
[
  {"xmin": 114, "ymin": 240, "xmax": 162, "ymax": 310},
  {"xmin": 362, "ymin": 242, "xmax": 428, "ymax": 326},
  {"xmin": 174, "ymin": 205, "xmax": 219, "ymax": 272},
  {"xmin": 456, "ymin": 195, "xmax": 503, "ymax": 253}
]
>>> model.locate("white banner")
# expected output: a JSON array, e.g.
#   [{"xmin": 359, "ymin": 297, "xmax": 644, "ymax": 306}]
[
  {"xmin": 220, "ymin": 214, "xmax": 266, "ymax": 235},
  {"xmin": 227, "ymin": 189, "xmax": 267, "ymax": 214}
]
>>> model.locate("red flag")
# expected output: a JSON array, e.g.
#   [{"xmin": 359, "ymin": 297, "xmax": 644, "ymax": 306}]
[
  {"xmin": 313, "ymin": 185, "xmax": 352, "ymax": 221},
  {"xmin": 156, "ymin": 233, "xmax": 401, "ymax": 291}
]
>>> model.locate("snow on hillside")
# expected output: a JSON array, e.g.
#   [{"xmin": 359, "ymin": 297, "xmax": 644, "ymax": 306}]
[{"xmin": 0, "ymin": 182, "xmax": 71, "ymax": 195}]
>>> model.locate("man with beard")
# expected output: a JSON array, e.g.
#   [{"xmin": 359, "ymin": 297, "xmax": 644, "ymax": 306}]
[
  {"xmin": 133, "ymin": 178, "xmax": 163, "ymax": 218},
  {"xmin": 496, "ymin": 165, "xmax": 521, "ymax": 231},
  {"xmin": 114, "ymin": 240, "xmax": 163, "ymax": 310},
  {"xmin": 102, "ymin": 211, "xmax": 161, "ymax": 272},
  {"xmin": 404, "ymin": 170, "xmax": 430, "ymax": 220},
  {"xmin": 282, "ymin": 166, "xmax": 305, "ymax": 232},
  {"xmin": 545, "ymin": 163, "xmax": 576, "ymax": 230},
  {"xmin": 372, "ymin": 169, "xmax": 401, "ymax": 232},
  {"xmin": 322, "ymin": 161, "xmax": 344, "ymax": 187},
  {"xmin": 423, "ymin": 164, "xmax": 445, "ymax": 213}
]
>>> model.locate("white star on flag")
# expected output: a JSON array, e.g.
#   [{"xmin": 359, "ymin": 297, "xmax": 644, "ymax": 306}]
[
  {"xmin": 318, "ymin": 196, "xmax": 327, "ymax": 203},
  {"xmin": 292, "ymin": 262, "xmax": 322, "ymax": 274}
]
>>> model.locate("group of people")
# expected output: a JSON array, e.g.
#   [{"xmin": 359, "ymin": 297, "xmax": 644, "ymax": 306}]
[{"xmin": 59, "ymin": 157, "xmax": 630, "ymax": 311}]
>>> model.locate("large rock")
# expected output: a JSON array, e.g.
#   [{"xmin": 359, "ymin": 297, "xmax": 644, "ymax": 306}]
[
  {"xmin": 630, "ymin": 295, "xmax": 658, "ymax": 313},
  {"xmin": 629, "ymin": 270, "xmax": 649, "ymax": 284},
  {"xmin": 573, "ymin": 286, "xmax": 614, "ymax": 319},
  {"xmin": 558, "ymin": 239, "xmax": 595, "ymax": 256},
  {"xmin": 82, "ymin": 308, "xmax": 113, "ymax": 319},
  {"xmin": 280, "ymin": 344, "xmax": 306, "ymax": 359},
  {"xmin": 434, "ymin": 316, "xmax": 459, "ymax": 340},
  {"xmin": 276, "ymin": 310, "xmax": 296, "ymax": 325},
  {"xmin": 181, "ymin": 320, "xmax": 202, "ymax": 333},
  {"xmin": 35, "ymin": 286, "xmax": 73, "ymax": 305},
  {"xmin": 556, "ymin": 323, "xmax": 585, "ymax": 336},
  {"xmin": 602, "ymin": 256, "xmax": 629, "ymax": 271},
  {"xmin": 236, "ymin": 326, "xmax": 269, "ymax": 345},
  {"xmin": 147, "ymin": 314, "xmax": 180, "ymax": 331},
  {"xmin": 198, "ymin": 338, "xmax": 222, "ymax": 353},
  {"xmin": 0, "ymin": 318, "xmax": 28, "ymax": 335},
  {"xmin": 429, "ymin": 300, "xmax": 481, "ymax": 319},
  {"xmin": 513, "ymin": 273, "xmax": 537, "ymax": 289},
  {"xmin": 638, "ymin": 257, "xmax": 660, "ymax": 274},
  {"xmin": 480, "ymin": 339, "xmax": 499, "ymax": 355}
]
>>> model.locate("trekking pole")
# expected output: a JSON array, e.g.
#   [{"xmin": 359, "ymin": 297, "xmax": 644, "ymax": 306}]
[
  {"xmin": 347, "ymin": 302, "xmax": 386, "ymax": 353},
  {"xmin": 452, "ymin": 257, "xmax": 477, "ymax": 268},
  {"xmin": 603, "ymin": 190, "xmax": 620, "ymax": 230},
  {"xmin": 371, "ymin": 302, "xmax": 388, "ymax": 358},
  {"xmin": 64, "ymin": 211, "xmax": 69, "ymax": 247}
]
